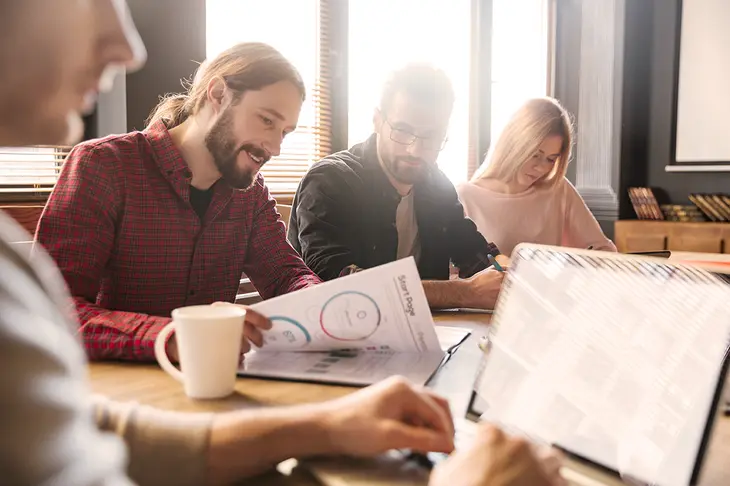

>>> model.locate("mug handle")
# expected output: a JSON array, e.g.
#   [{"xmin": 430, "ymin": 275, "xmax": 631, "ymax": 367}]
[{"xmin": 154, "ymin": 322, "xmax": 184, "ymax": 382}]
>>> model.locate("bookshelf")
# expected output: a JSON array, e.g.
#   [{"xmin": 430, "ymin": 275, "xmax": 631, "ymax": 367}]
[{"xmin": 614, "ymin": 220, "xmax": 730, "ymax": 254}]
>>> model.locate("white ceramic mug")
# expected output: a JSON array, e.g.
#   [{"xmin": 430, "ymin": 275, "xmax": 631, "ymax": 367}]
[{"xmin": 154, "ymin": 304, "xmax": 246, "ymax": 399}]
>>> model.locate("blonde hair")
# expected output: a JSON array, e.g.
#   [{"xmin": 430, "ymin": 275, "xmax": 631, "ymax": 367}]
[
  {"xmin": 146, "ymin": 42, "xmax": 305, "ymax": 129},
  {"xmin": 473, "ymin": 97, "xmax": 573, "ymax": 188}
]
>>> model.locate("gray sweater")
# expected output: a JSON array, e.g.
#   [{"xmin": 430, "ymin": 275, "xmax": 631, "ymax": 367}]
[{"xmin": 0, "ymin": 212, "xmax": 211, "ymax": 485}]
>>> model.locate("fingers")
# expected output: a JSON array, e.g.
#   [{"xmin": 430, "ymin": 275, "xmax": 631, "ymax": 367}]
[
  {"xmin": 475, "ymin": 267, "xmax": 505, "ymax": 282},
  {"xmin": 243, "ymin": 323, "xmax": 264, "ymax": 347},
  {"xmin": 243, "ymin": 307, "xmax": 273, "ymax": 330},
  {"xmin": 240, "ymin": 336, "xmax": 251, "ymax": 354},
  {"xmin": 399, "ymin": 388, "xmax": 455, "ymax": 446},
  {"xmin": 418, "ymin": 389, "xmax": 454, "ymax": 438},
  {"xmin": 210, "ymin": 303, "xmax": 272, "ymax": 329},
  {"xmin": 476, "ymin": 421, "xmax": 507, "ymax": 447},
  {"xmin": 242, "ymin": 308, "xmax": 271, "ymax": 348},
  {"xmin": 535, "ymin": 446, "xmax": 566, "ymax": 486},
  {"xmin": 371, "ymin": 378, "xmax": 454, "ymax": 450},
  {"xmin": 210, "ymin": 303, "xmax": 272, "ymax": 349},
  {"xmin": 494, "ymin": 254, "xmax": 511, "ymax": 268},
  {"xmin": 381, "ymin": 421, "xmax": 454, "ymax": 453}
]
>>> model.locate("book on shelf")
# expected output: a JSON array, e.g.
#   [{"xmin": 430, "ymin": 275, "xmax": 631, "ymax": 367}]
[
  {"xmin": 628, "ymin": 187, "xmax": 663, "ymax": 220},
  {"xmin": 689, "ymin": 193, "xmax": 730, "ymax": 222}
]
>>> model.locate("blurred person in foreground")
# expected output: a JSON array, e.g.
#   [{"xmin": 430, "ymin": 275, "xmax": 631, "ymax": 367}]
[{"xmin": 0, "ymin": 1, "xmax": 565, "ymax": 485}]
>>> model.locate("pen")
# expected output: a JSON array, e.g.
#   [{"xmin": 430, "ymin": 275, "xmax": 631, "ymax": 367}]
[{"xmin": 487, "ymin": 254, "xmax": 505, "ymax": 272}]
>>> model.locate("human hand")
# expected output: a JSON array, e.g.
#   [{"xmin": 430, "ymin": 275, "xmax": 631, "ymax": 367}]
[
  {"xmin": 464, "ymin": 267, "xmax": 505, "ymax": 309},
  {"xmin": 494, "ymin": 254, "xmax": 511, "ymax": 269},
  {"xmin": 429, "ymin": 423, "xmax": 566, "ymax": 486},
  {"xmin": 166, "ymin": 303, "xmax": 272, "ymax": 363},
  {"xmin": 318, "ymin": 376, "xmax": 455, "ymax": 456}
]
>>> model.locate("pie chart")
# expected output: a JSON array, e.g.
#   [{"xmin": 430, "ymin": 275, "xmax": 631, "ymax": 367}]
[
  {"xmin": 320, "ymin": 291, "xmax": 381, "ymax": 341},
  {"xmin": 262, "ymin": 316, "xmax": 311, "ymax": 349}
]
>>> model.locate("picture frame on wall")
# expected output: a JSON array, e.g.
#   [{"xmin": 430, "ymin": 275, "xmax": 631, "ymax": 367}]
[{"xmin": 667, "ymin": 0, "xmax": 730, "ymax": 173}]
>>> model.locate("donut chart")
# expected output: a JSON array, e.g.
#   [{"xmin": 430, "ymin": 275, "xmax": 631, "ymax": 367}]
[
  {"xmin": 320, "ymin": 291, "xmax": 381, "ymax": 341},
  {"xmin": 263, "ymin": 316, "xmax": 312, "ymax": 349}
]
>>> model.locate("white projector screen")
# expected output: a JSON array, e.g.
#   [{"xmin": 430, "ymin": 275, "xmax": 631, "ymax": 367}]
[{"xmin": 675, "ymin": 0, "xmax": 730, "ymax": 163}]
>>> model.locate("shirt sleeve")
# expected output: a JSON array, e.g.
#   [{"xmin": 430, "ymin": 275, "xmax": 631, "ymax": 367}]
[
  {"xmin": 92, "ymin": 395, "xmax": 213, "ymax": 486},
  {"xmin": 438, "ymin": 176, "xmax": 501, "ymax": 278},
  {"xmin": 0, "ymin": 227, "xmax": 133, "ymax": 486},
  {"xmin": 289, "ymin": 163, "xmax": 362, "ymax": 281},
  {"xmin": 562, "ymin": 180, "xmax": 618, "ymax": 252},
  {"xmin": 242, "ymin": 176, "xmax": 321, "ymax": 299},
  {"xmin": 35, "ymin": 143, "xmax": 171, "ymax": 362}
]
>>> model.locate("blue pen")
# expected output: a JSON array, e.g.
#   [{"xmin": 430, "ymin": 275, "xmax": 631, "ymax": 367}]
[{"xmin": 487, "ymin": 254, "xmax": 505, "ymax": 272}]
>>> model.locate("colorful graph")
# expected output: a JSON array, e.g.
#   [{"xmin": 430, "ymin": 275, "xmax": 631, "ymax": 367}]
[
  {"xmin": 320, "ymin": 291, "xmax": 381, "ymax": 341},
  {"xmin": 263, "ymin": 316, "xmax": 312, "ymax": 349}
]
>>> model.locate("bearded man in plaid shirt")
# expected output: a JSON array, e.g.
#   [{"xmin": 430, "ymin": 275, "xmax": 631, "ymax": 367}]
[{"xmin": 36, "ymin": 42, "xmax": 322, "ymax": 362}]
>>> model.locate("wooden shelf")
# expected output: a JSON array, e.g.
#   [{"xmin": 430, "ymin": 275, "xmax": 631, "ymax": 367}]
[{"xmin": 614, "ymin": 220, "xmax": 730, "ymax": 253}]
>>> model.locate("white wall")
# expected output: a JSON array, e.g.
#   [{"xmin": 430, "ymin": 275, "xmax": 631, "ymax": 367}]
[{"xmin": 675, "ymin": 0, "xmax": 730, "ymax": 162}]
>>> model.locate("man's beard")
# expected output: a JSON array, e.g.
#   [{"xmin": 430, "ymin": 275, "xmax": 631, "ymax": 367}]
[
  {"xmin": 204, "ymin": 108, "xmax": 270, "ymax": 190},
  {"xmin": 384, "ymin": 155, "xmax": 431, "ymax": 185}
]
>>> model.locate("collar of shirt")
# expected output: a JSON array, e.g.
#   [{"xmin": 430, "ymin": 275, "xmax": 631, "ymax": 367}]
[
  {"xmin": 144, "ymin": 120, "xmax": 235, "ymax": 221},
  {"xmin": 358, "ymin": 134, "xmax": 405, "ymax": 204},
  {"xmin": 145, "ymin": 120, "xmax": 193, "ymax": 180}
]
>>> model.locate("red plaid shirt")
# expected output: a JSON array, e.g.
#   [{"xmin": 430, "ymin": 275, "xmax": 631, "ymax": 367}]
[{"xmin": 35, "ymin": 121, "xmax": 321, "ymax": 361}]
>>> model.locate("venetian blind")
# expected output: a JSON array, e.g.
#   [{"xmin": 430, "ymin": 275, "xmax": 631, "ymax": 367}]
[
  {"xmin": 0, "ymin": 146, "xmax": 72, "ymax": 202},
  {"xmin": 206, "ymin": 0, "xmax": 332, "ymax": 197}
]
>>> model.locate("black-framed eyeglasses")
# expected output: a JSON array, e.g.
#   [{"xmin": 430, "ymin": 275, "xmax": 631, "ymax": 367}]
[{"xmin": 384, "ymin": 118, "xmax": 448, "ymax": 152}]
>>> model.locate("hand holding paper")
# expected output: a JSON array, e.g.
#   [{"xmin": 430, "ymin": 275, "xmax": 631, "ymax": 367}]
[
  {"xmin": 250, "ymin": 258, "xmax": 440, "ymax": 352},
  {"xmin": 238, "ymin": 258, "xmax": 470, "ymax": 386}
]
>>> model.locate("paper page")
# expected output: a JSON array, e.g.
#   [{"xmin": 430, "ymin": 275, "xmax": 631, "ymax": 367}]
[
  {"xmin": 238, "ymin": 326, "xmax": 470, "ymax": 386},
  {"xmin": 250, "ymin": 258, "xmax": 439, "ymax": 352},
  {"xmin": 475, "ymin": 246, "xmax": 730, "ymax": 486},
  {"xmin": 434, "ymin": 326, "xmax": 472, "ymax": 352},
  {"xmin": 240, "ymin": 349, "xmax": 445, "ymax": 386}
]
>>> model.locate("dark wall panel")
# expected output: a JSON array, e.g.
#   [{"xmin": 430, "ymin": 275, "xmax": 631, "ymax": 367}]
[
  {"xmin": 125, "ymin": 0, "xmax": 207, "ymax": 132},
  {"xmin": 645, "ymin": 0, "xmax": 730, "ymax": 204},
  {"xmin": 618, "ymin": 0, "xmax": 653, "ymax": 219}
]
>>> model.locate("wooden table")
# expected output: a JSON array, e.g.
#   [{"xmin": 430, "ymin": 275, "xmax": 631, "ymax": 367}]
[{"xmin": 88, "ymin": 312, "xmax": 730, "ymax": 485}]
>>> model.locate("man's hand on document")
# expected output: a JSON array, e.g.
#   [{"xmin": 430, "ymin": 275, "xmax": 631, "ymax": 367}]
[
  {"xmin": 429, "ymin": 423, "xmax": 567, "ymax": 486},
  {"xmin": 464, "ymin": 268, "xmax": 506, "ymax": 310}
]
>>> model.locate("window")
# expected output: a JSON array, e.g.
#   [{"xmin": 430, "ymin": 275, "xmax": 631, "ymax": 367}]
[
  {"xmin": 491, "ymin": 0, "xmax": 551, "ymax": 141},
  {"xmin": 348, "ymin": 0, "xmax": 551, "ymax": 183},
  {"xmin": 0, "ymin": 146, "xmax": 72, "ymax": 202},
  {"xmin": 348, "ymin": 0, "xmax": 473, "ymax": 184},
  {"xmin": 206, "ymin": 0, "xmax": 332, "ymax": 197}
]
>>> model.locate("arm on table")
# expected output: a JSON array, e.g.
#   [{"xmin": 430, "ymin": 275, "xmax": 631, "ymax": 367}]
[
  {"xmin": 439, "ymin": 181, "xmax": 501, "ymax": 278},
  {"xmin": 423, "ymin": 180, "xmax": 504, "ymax": 310},
  {"xmin": 242, "ymin": 178, "xmax": 321, "ymax": 299},
  {"xmin": 0, "ymin": 249, "xmax": 133, "ymax": 486},
  {"xmin": 35, "ymin": 144, "xmax": 170, "ymax": 361},
  {"xmin": 290, "ymin": 163, "xmax": 362, "ymax": 281},
  {"xmin": 423, "ymin": 268, "xmax": 505, "ymax": 310},
  {"xmin": 96, "ymin": 376, "xmax": 455, "ymax": 485},
  {"xmin": 562, "ymin": 181, "xmax": 617, "ymax": 252}
]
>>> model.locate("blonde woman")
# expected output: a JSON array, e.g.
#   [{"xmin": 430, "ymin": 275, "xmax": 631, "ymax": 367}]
[{"xmin": 457, "ymin": 97, "xmax": 616, "ymax": 256}]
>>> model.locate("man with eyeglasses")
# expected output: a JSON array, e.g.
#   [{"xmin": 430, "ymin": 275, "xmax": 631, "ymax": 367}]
[
  {"xmin": 289, "ymin": 64, "xmax": 505, "ymax": 310},
  {"xmin": 0, "ymin": 3, "xmax": 568, "ymax": 485}
]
